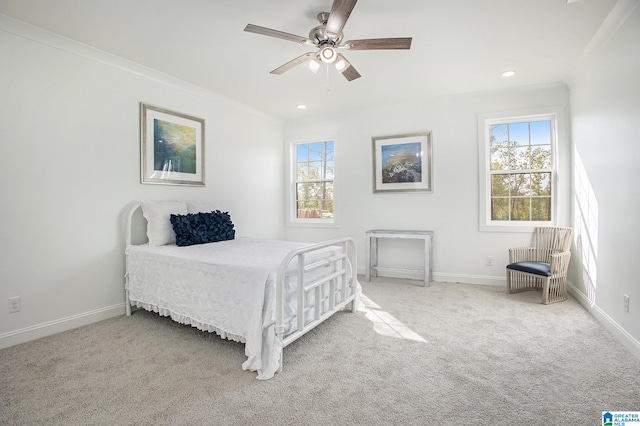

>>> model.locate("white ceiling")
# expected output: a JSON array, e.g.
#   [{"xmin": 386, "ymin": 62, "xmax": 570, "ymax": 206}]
[{"xmin": 0, "ymin": 0, "xmax": 618, "ymax": 120}]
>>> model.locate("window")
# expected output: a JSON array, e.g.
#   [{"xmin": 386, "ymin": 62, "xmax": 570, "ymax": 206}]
[
  {"xmin": 479, "ymin": 110, "xmax": 559, "ymax": 231},
  {"xmin": 292, "ymin": 140, "xmax": 335, "ymax": 224}
]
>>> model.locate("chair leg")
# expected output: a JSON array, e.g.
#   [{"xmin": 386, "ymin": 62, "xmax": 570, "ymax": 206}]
[
  {"xmin": 507, "ymin": 270, "xmax": 538, "ymax": 294},
  {"xmin": 542, "ymin": 277, "xmax": 551, "ymax": 304},
  {"xmin": 509, "ymin": 270, "xmax": 568, "ymax": 304},
  {"xmin": 543, "ymin": 278, "xmax": 569, "ymax": 304}
]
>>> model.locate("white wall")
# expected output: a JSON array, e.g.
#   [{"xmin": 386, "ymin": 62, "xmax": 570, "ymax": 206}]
[
  {"xmin": 284, "ymin": 86, "xmax": 572, "ymax": 284},
  {"xmin": 0, "ymin": 17, "xmax": 284, "ymax": 348},
  {"xmin": 567, "ymin": 2, "xmax": 640, "ymax": 353}
]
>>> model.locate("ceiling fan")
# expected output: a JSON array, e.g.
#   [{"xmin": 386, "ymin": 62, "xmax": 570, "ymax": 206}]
[{"xmin": 244, "ymin": 0, "xmax": 412, "ymax": 82}]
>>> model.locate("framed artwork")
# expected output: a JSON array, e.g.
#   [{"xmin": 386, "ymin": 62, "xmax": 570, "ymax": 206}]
[
  {"xmin": 372, "ymin": 132, "xmax": 432, "ymax": 193},
  {"xmin": 140, "ymin": 103, "xmax": 205, "ymax": 186}
]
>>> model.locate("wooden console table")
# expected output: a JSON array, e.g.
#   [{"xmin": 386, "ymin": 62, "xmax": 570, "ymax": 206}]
[{"xmin": 364, "ymin": 229, "xmax": 434, "ymax": 286}]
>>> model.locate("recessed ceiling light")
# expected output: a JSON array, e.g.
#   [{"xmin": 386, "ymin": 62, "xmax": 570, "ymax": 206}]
[
  {"xmin": 296, "ymin": 104, "xmax": 307, "ymax": 110},
  {"xmin": 501, "ymin": 70, "xmax": 516, "ymax": 77}
]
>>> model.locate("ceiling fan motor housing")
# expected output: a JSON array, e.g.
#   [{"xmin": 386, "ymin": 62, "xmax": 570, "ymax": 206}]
[
  {"xmin": 309, "ymin": 23, "xmax": 343, "ymax": 45},
  {"xmin": 310, "ymin": 11, "xmax": 342, "ymax": 64}
]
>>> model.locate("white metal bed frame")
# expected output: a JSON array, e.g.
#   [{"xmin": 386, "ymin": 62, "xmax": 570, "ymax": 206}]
[{"xmin": 123, "ymin": 202, "xmax": 360, "ymax": 373}]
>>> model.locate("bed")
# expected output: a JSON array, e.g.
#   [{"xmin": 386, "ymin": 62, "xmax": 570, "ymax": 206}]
[{"xmin": 123, "ymin": 201, "xmax": 360, "ymax": 380}]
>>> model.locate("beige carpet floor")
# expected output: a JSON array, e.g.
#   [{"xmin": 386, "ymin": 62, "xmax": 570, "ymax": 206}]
[{"xmin": 1, "ymin": 277, "xmax": 639, "ymax": 425}]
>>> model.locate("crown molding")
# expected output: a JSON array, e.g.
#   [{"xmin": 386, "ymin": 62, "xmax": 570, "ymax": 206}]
[
  {"xmin": 0, "ymin": 14, "xmax": 279, "ymax": 120},
  {"xmin": 579, "ymin": 0, "xmax": 640, "ymax": 62}
]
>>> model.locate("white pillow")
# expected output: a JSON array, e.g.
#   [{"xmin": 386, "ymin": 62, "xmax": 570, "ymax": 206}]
[
  {"xmin": 187, "ymin": 201, "xmax": 217, "ymax": 214},
  {"xmin": 141, "ymin": 200, "xmax": 188, "ymax": 246}
]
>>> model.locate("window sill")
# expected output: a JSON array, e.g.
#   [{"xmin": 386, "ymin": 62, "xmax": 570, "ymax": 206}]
[
  {"xmin": 287, "ymin": 220, "xmax": 339, "ymax": 229},
  {"xmin": 480, "ymin": 222, "xmax": 555, "ymax": 233}
]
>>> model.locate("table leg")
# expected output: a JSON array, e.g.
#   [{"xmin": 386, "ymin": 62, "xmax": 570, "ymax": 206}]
[
  {"xmin": 423, "ymin": 238, "xmax": 428, "ymax": 286},
  {"xmin": 365, "ymin": 236, "xmax": 371, "ymax": 281},
  {"xmin": 423, "ymin": 236, "xmax": 432, "ymax": 287},
  {"xmin": 371, "ymin": 237, "xmax": 378, "ymax": 278}
]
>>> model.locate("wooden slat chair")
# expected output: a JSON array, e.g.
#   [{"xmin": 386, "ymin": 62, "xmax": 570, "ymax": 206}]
[{"xmin": 506, "ymin": 226, "xmax": 573, "ymax": 304}]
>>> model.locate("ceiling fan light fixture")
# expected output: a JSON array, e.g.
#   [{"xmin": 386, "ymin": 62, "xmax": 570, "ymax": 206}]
[
  {"xmin": 305, "ymin": 56, "xmax": 321, "ymax": 73},
  {"xmin": 334, "ymin": 54, "xmax": 350, "ymax": 73},
  {"xmin": 319, "ymin": 45, "xmax": 337, "ymax": 63}
]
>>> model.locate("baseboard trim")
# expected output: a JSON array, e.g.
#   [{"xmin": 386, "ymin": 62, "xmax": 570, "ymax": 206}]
[
  {"xmin": 433, "ymin": 272, "xmax": 504, "ymax": 286},
  {"xmin": 0, "ymin": 303, "xmax": 125, "ymax": 350},
  {"xmin": 569, "ymin": 283, "xmax": 640, "ymax": 361},
  {"xmin": 356, "ymin": 267, "xmax": 505, "ymax": 286}
]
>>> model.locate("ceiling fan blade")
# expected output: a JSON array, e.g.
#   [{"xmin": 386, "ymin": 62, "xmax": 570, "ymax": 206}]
[
  {"xmin": 270, "ymin": 53, "xmax": 316, "ymax": 75},
  {"xmin": 334, "ymin": 53, "xmax": 359, "ymax": 81},
  {"xmin": 343, "ymin": 38, "xmax": 413, "ymax": 50},
  {"xmin": 244, "ymin": 24, "xmax": 313, "ymax": 45},
  {"xmin": 341, "ymin": 64, "xmax": 361, "ymax": 82},
  {"xmin": 326, "ymin": 0, "xmax": 358, "ymax": 39}
]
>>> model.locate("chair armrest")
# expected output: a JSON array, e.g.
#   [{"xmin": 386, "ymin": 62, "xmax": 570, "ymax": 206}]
[
  {"xmin": 549, "ymin": 250, "xmax": 572, "ymax": 275},
  {"xmin": 508, "ymin": 247, "xmax": 536, "ymax": 263}
]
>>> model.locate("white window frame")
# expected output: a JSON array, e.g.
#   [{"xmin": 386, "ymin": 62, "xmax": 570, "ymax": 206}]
[
  {"xmin": 287, "ymin": 135, "xmax": 339, "ymax": 228},
  {"xmin": 478, "ymin": 107, "xmax": 563, "ymax": 232}
]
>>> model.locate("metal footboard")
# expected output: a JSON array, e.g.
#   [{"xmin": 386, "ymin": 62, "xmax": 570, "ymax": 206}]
[{"xmin": 274, "ymin": 238, "xmax": 360, "ymax": 359}]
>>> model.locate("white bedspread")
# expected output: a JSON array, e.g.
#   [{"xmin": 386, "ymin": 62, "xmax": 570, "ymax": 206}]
[{"xmin": 125, "ymin": 237, "xmax": 337, "ymax": 380}]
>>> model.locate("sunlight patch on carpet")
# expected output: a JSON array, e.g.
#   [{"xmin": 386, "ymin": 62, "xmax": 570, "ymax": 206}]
[{"xmin": 359, "ymin": 293, "xmax": 428, "ymax": 343}]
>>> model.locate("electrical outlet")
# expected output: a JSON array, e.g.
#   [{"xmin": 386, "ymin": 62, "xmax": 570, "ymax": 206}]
[
  {"xmin": 9, "ymin": 296, "xmax": 21, "ymax": 313},
  {"xmin": 485, "ymin": 256, "xmax": 494, "ymax": 266},
  {"xmin": 623, "ymin": 294, "xmax": 629, "ymax": 313}
]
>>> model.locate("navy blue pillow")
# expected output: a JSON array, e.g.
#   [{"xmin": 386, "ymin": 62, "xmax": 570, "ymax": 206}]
[{"xmin": 170, "ymin": 210, "xmax": 235, "ymax": 247}]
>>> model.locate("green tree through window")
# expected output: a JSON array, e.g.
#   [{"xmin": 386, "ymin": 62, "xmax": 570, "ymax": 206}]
[
  {"xmin": 489, "ymin": 120, "xmax": 552, "ymax": 221},
  {"xmin": 295, "ymin": 141, "xmax": 334, "ymax": 219}
]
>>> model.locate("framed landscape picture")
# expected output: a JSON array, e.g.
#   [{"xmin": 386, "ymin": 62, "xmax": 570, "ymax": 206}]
[
  {"xmin": 372, "ymin": 132, "xmax": 432, "ymax": 193},
  {"xmin": 140, "ymin": 103, "xmax": 205, "ymax": 186}
]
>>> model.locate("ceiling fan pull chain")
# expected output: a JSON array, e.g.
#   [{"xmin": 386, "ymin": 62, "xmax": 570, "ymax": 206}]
[{"xmin": 326, "ymin": 64, "xmax": 332, "ymax": 92}]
